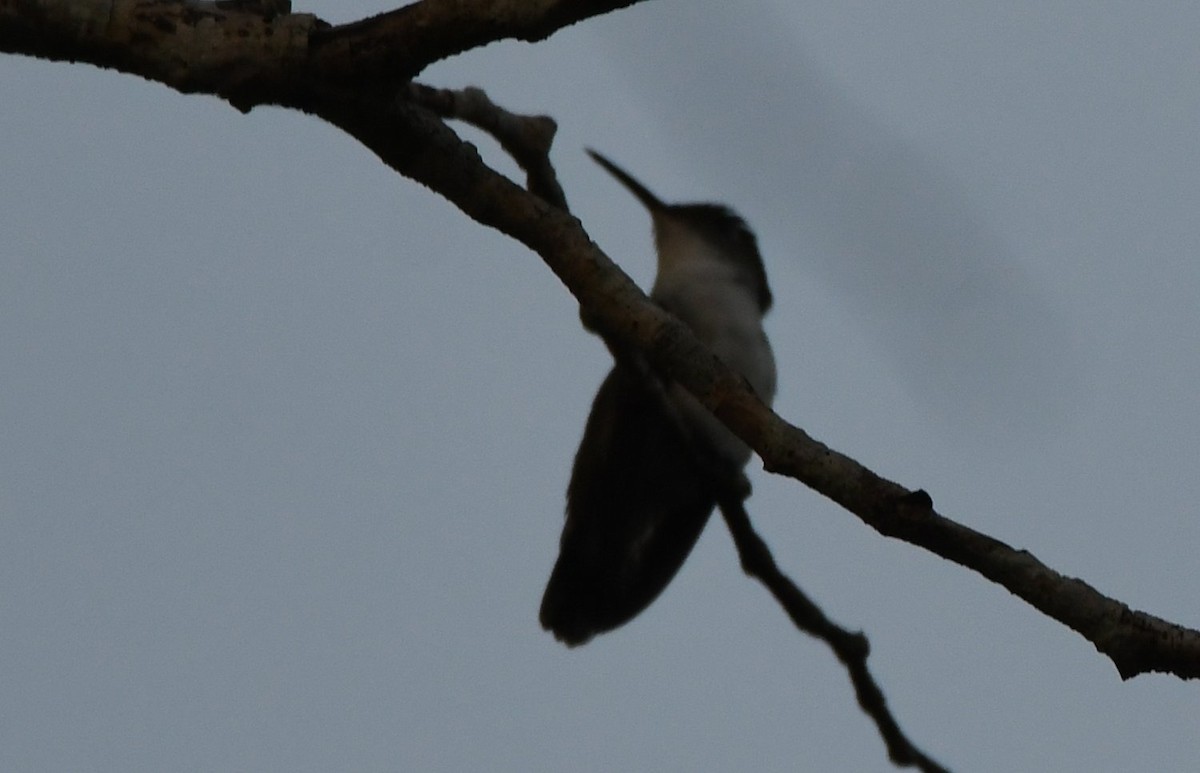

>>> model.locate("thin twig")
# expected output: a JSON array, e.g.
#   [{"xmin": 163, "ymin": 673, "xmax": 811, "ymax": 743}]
[
  {"xmin": 717, "ymin": 494, "xmax": 950, "ymax": 773},
  {"xmin": 408, "ymin": 84, "xmax": 566, "ymax": 206}
]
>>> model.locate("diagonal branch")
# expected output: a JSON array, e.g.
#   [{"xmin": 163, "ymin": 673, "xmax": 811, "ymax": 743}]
[
  {"xmin": 408, "ymin": 84, "xmax": 949, "ymax": 765},
  {"xmin": 3, "ymin": 0, "xmax": 1198, "ymax": 684},
  {"xmin": 0, "ymin": 0, "xmax": 648, "ymax": 101},
  {"xmin": 717, "ymin": 496, "xmax": 949, "ymax": 773},
  {"xmin": 332, "ymin": 94, "xmax": 1200, "ymax": 682}
]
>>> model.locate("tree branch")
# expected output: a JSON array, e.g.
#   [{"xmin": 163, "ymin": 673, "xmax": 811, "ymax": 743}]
[
  {"xmin": 408, "ymin": 83, "xmax": 566, "ymax": 206},
  {"xmin": 405, "ymin": 84, "xmax": 949, "ymax": 764},
  {"xmin": 3, "ymin": 0, "xmax": 1196, "ymax": 689},
  {"xmin": 310, "ymin": 0, "xmax": 645, "ymax": 82},
  {"xmin": 717, "ymin": 496, "xmax": 949, "ymax": 773},
  {"xmin": 0, "ymin": 0, "xmax": 647, "ymax": 106},
  {"xmin": 336, "ymin": 92, "xmax": 1200, "ymax": 681}
]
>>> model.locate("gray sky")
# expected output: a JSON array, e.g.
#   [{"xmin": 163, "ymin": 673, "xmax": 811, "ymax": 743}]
[{"xmin": 3, "ymin": 2, "xmax": 1199, "ymax": 771}]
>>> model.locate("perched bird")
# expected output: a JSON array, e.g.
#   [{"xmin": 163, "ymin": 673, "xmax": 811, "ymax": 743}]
[{"xmin": 540, "ymin": 150, "xmax": 776, "ymax": 646}]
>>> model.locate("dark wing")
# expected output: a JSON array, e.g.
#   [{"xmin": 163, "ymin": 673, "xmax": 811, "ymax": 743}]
[{"xmin": 539, "ymin": 365, "xmax": 717, "ymax": 646}]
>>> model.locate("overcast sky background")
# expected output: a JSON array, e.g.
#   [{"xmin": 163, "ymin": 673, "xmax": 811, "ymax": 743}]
[{"xmin": 2, "ymin": 2, "xmax": 1199, "ymax": 771}]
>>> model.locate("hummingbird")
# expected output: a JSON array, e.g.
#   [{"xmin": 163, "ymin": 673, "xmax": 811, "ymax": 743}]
[{"xmin": 539, "ymin": 150, "xmax": 776, "ymax": 646}]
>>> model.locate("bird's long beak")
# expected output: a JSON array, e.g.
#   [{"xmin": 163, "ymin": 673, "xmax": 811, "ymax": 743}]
[{"xmin": 586, "ymin": 149, "xmax": 666, "ymax": 214}]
